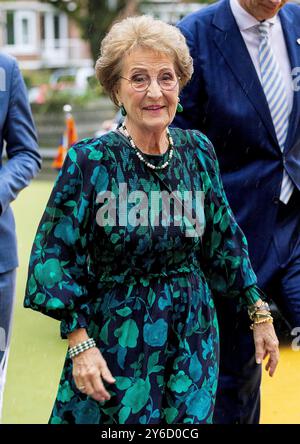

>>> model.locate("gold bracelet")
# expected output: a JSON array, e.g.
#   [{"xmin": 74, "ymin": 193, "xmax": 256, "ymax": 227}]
[
  {"xmin": 252, "ymin": 312, "xmax": 272, "ymax": 320},
  {"xmin": 250, "ymin": 317, "xmax": 273, "ymax": 330},
  {"xmin": 248, "ymin": 302, "xmax": 271, "ymax": 320}
]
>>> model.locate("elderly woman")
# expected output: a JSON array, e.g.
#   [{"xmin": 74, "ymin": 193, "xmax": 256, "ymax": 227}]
[{"xmin": 24, "ymin": 15, "xmax": 279, "ymax": 424}]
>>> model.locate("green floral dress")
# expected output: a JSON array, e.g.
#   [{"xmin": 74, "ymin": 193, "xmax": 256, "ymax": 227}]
[{"xmin": 24, "ymin": 128, "xmax": 260, "ymax": 424}]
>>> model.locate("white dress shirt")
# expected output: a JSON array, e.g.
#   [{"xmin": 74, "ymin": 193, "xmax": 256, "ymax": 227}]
[{"xmin": 230, "ymin": 0, "xmax": 294, "ymax": 116}]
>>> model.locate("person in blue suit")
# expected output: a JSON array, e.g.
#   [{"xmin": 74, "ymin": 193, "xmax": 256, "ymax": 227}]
[
  {"xmin": 0, "ymin": 53, "xmax": 41, "ymax": 418},
  {"xmin": 174, "ymin": 0, "xmax": 300, "ymax": 424}
]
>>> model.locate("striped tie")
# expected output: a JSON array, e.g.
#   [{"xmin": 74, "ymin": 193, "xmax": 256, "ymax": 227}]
[{"xmin": 258, "ymin": 21, "xmax": 294, "ymax": 204}]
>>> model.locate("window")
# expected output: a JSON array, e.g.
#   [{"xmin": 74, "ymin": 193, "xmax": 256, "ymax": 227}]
[
  {"xmin": 6, "ymin": 11, "xmax": 15, "ymax": 45},
  {"xmin": 21, "ymin": 17, "xmax": 30, "ymax": 45},
  {"xmin": 5, "ymin": 10, "xmax": 36, "ymax": 51},
  {"xmin": 54, "ymin": 14, "xmax": 60, "ymax": 40},
  {"xmin": 41, "ymin": 11, "xmax": 67, "ymax": 50},
  {"xmin": 40, "ymin": 13, "xmax": 45, "ymax": 41},
  {"xmin": 54, "ymin": 14, "xmax": 60, "ymax": 48}
]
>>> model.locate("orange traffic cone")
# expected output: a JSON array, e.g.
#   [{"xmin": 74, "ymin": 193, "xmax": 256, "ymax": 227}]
[
  {"xmin": 66, "ymin": 113, "xmax": 78, "ymax": 148},
  {"xmin": 52, "ymin": 105, "xmax": 78, "ymax": 170},
  {"xmin": 52, "ymin": 135, "xmax": 67, "ymax": 170}
]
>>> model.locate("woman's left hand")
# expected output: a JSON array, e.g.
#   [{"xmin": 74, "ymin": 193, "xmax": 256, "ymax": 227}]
[{"xmin": 252, "ymin": 322, "xmax": 279, "ymax": 377}]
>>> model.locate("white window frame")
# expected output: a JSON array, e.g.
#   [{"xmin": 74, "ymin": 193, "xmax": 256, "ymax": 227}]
[
  {"xmin": 41, "ymin": 11, "xmax": 68, "ymax": 65},
  {"xmin": 4, "ymin": 10, "xmax": 37, "ymax": 54},
  {"xmin": 42, "ymin": 11, "xmax": 67, "ymax": 48}
]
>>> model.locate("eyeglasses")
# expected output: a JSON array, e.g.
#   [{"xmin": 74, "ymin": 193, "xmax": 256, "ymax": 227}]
[{"xmin": 120, "ymin": 73, "xmax": 180, "ymax": 92}]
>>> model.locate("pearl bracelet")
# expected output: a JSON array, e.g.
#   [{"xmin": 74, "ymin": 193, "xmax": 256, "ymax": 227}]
[{"xmin": 68, "ymin": 338, "xmax": 96, "ymax": 359}]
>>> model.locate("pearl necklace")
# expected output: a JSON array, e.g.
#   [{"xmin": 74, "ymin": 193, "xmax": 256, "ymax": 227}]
[{"xmin": 120, "ymin": 122, "xmax": 174, "ymax": 170}]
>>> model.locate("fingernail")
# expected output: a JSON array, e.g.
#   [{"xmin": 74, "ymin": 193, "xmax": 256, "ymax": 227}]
[{"xmin": 256, "ymin": 358, "xmax": 261, "ymax": 364}]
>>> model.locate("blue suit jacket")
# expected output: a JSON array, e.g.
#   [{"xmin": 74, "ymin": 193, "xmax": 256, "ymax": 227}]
[
  {"xmin": 0, "ymin": 53, "xmax": 41, "ymax": 273},
  {"xmin": 174, "ymin": 0, "xmax": 300, "ymax": 272}
]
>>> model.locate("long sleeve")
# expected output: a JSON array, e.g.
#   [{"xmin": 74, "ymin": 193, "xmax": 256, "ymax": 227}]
[
  {"xmin": 194, "ymin": 131, "xmax": 261, "ymax": 306},
  {"xmin": 24, "ymin": 139, "xmax": 102, "ymax": 338},
  {"xmin": 0, "ymin": 58, "xmax": 41, "ymax": 215}
]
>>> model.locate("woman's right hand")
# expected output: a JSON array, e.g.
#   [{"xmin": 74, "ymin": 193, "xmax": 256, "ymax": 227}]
[{"xmin": 72, "ymin": 346, "xmax": 116, "ymax": 402}]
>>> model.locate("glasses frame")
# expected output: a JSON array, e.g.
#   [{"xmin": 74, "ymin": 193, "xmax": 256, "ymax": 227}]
[{"xmin": 120, "ymin": 74, "xmax": 181, "ymax": 92}]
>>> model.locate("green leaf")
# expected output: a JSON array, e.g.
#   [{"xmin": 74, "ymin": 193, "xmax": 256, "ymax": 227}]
[
  {"xmin": 91, "ymin": 165, "xmax": 100, "ymax": 186},
  {"xmin": 64, "ymin": 200, "xmax": 77, "ymax": 207},
  {"xmin": 210, "ymin": 230, "xmax": 222, "ymax": 253},
  {"xmin": 183, "ymin": 418, "xmax": 194, "ymax": 424},
  {"xmin": 183, "ymin": 339, "xmax": 191, "ymax": 355},
  {"xmin": 45, "ymin": 207, "xmax": 64, "ymax": 218},
  {"xmin": 197, "ymin": 308, "xmax": 202, "ymax": 326},
  {"xmin": 173, "ymin": 355, "xmax": 186, "ymax": 370},
  {"xmin": 28, "ymin": 275, "xmax": 37, "ymax": 295},
  {"xmin": 88, "ymin": 150, "xmax": 103, "ymax": 161},
  {"xmin": 116, "ymin": 307, "xmax": 132, "ymax": 317},
  {"xmin": 111, "ymin": 233, "xmax": 120, "ymax": 244},
  {"xmin": 147, "ymin": 289, "xmax": 156, "ymax": 307},
  {"xmin": 40, "ymin": 222, "xmax": 54, "ymax": 232},
  {"xmin": 114, "ymin": 319, "xmax": 139, "ymax": 348},
  {"xmin": 228, "ymin": 271, "xmax": 237, "ymax": 288},
  {"xmin": 147, "ymin": 351, "xmax": 160, "ymax": 373},
  {"xmin": 139, "ymin": 179, "xmax": 151, "ymax": 192},
  {"xmin": 46, "ymin": 297, "xmax": 65, "ymax": 310},
  {"xmin": 121, "ymin": 378, "xmax": 151, "ymax": 414},
  {"xmin": 100, "ymin": 319, "xmax": 110, "ymax": 345},
  {"xmin": 140, "ymin": 277, "xmax": 150, "ymax": 287},
  {"xmin": 213, "ymin": 206, "xmax": 224, "ymax": 224},
  {"xmin": 115, "ymin": 376, "xmax": 132, "ymax": 391},
  {"xmin": 175, "ymin": 168, "xmax": 180, "ymax": 180},
  {"xmin": 139, "ymin": 415, "xmax": 147, "ymax": 424},
  {"xmin": 189, "ymin": 352, "xmax": 202, "ymax": 383},
  {"xmin": 219, "ymin": 212, "xmax": 230, "ymax": 232},
  {"xmin": 201, "ymin": 172, "xmax": 211, "ymax": 193},
  {"xmin": 230, "ymin": 256, "xmax": 241, "ymax": 269},
  {"xmin": 164, "ymin": 407, "xmax": 178, "ymax": 424},
  {"xmin": 102, "ymin": 405, "xmax": 120, "ymax": 417},
  {"xmin": 68, "ymin": 148, "xmax": 77, "ymax": 163},
  {"xmin": 173, "ymin": 290, "xmax": 181, "ymax": 299},
  {"xmin": 119, "ymin": 406, "xmax": 131, "ymax": 424},
  {"xmin": 33, "ymin": 292, "xmax": 46, "ymax": 305},
  {"xmin": 150, "ymin": 365, "xmax": 164, "ymax": 374}
]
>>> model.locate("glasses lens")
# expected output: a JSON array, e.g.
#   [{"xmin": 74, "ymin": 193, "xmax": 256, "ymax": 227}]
[
  {"xmin": 158, "ymin": 73, "xmax": 178, "ymax": 90},
  {"xmin": 129, "ymin": 73, "xmax": 178, "ymax": 91},
  {"xmin": 131, "ymin": 74, "xmax": 149, "ymax": 91}
]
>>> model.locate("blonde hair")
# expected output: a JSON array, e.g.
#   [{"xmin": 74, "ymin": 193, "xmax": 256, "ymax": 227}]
[{"xmin": 95, "ymin": 15, "xmax": 193, "ymax": 106}]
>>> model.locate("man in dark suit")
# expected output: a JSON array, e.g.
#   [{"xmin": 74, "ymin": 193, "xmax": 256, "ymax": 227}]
[
  {"xmin": 0, "ymin": 53, "xmax": 41, "ymax": 418},
  {"xmin": 174, "ymin": 0, "xmax": 300, "ymax": 423}
]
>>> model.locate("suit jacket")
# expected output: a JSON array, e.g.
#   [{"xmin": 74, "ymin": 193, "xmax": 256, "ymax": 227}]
[
  {"xmin": 174, "ymin": 0, "xmax": 300, "ymax": 272},
  {"xmin": 0, "ymin": 53, "xmax": 41, "ymax": 273}
]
